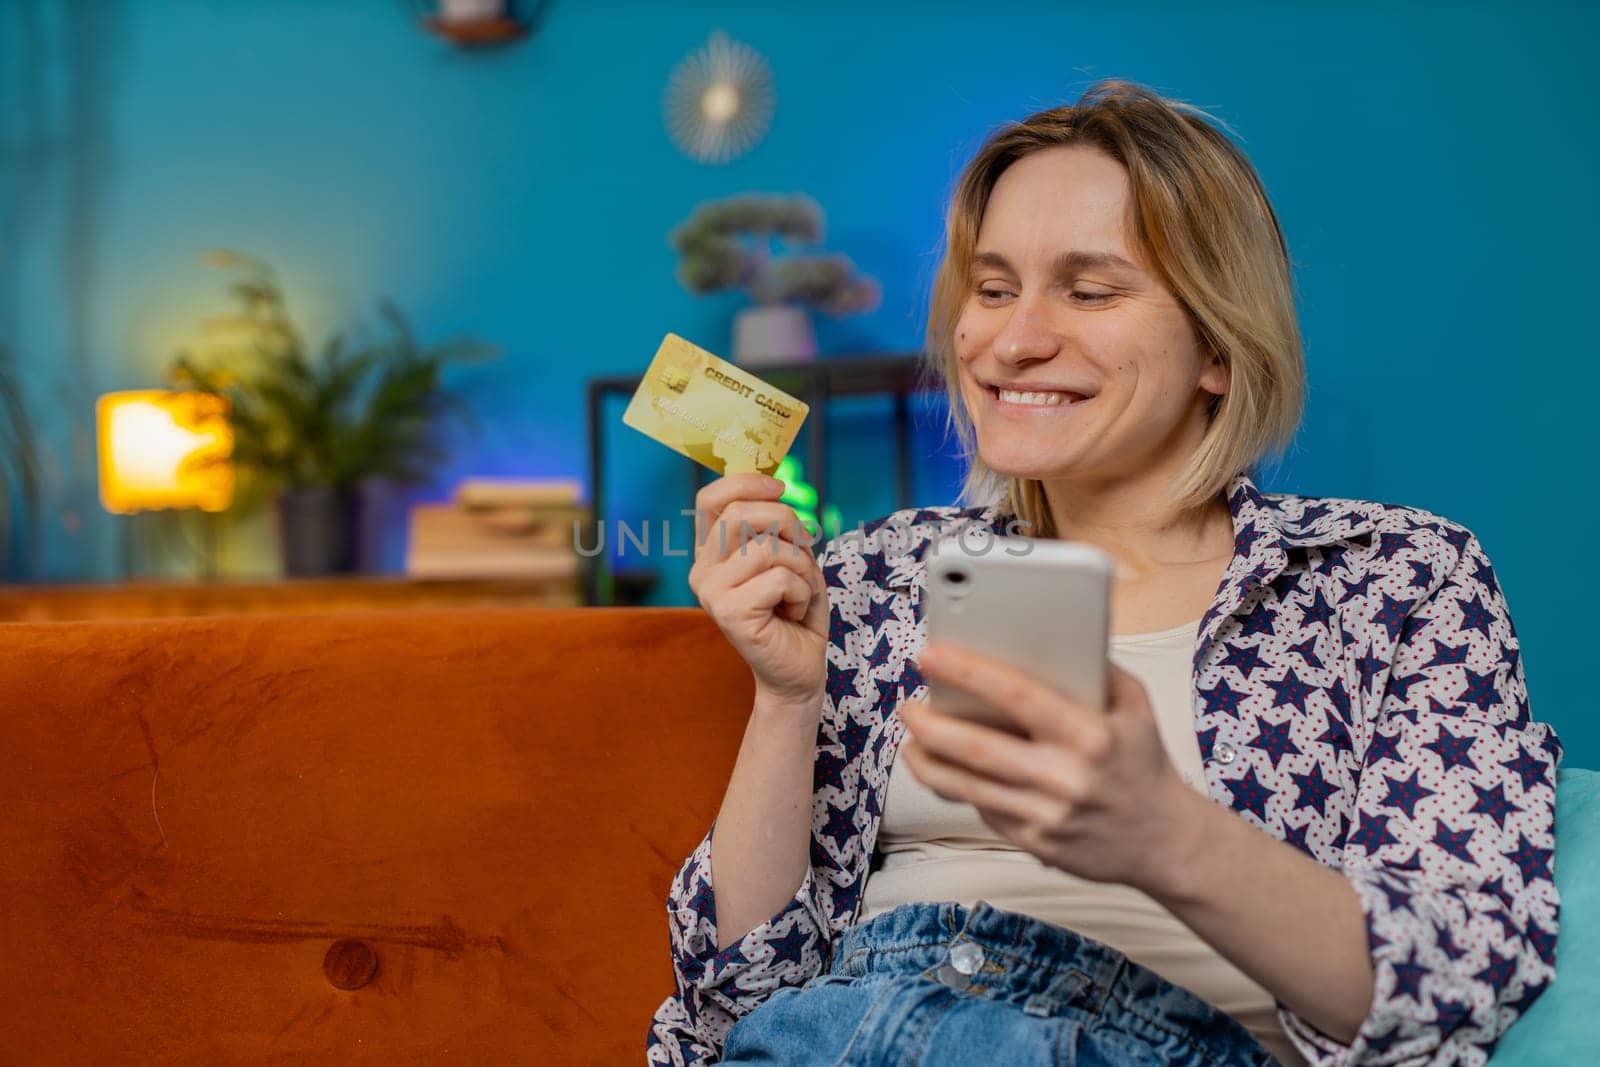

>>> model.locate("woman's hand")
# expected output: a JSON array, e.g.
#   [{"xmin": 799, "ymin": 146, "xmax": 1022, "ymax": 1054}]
[
  {"xmin": 687, "ymin": 472, "xmax": 829, "ymax": 714},
  {"xmin": 896, "ymin": 640, "xmax": 1203, "ymax": 894}
]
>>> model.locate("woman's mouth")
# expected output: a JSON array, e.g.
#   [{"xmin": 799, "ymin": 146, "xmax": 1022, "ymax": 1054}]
[{"xmin": 988, "ymin": 385, "xmax": 1092, "ymax": 411}]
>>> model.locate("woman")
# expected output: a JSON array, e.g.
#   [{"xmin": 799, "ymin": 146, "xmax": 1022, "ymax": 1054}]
[{"xmin": 646, "ymin": 79, "xmax": 1563, "ymax": 1066}]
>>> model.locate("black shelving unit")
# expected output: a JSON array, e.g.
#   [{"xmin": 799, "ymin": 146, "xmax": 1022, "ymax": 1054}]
[{"xmin": 584, "ymin": 352, "xmax": 937, "ymax": 605}]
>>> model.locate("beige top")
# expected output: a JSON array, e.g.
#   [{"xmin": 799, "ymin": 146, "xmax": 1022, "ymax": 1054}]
[{"xmin": 857, "ymin": 617, "xmax": 1305, "ymax": 1067}]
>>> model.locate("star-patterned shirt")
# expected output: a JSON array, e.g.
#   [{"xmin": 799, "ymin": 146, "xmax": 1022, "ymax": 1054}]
[{"xmin": 646, "ymin": 471, "xmax": 1564, "ymax": 1066}]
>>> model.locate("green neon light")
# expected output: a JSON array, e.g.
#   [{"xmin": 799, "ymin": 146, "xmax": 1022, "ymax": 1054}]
[{"xmin": 775, "ymin": 454, "xmax": 839, "ymax": 540}]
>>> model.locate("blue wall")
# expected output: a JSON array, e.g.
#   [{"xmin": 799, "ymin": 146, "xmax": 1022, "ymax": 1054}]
[{"xmin": 2, "ymin": 0, "xmax": 1595, "ymax": 765}]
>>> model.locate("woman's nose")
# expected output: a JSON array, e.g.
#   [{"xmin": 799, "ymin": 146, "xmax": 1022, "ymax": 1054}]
[
  {"xmin": 994, "ymin": 338, "xmax": 1056, "ymax": 367},
  {"xmin": 991, "ymin": 302, "xmax": 1060, "ymax": 366}
]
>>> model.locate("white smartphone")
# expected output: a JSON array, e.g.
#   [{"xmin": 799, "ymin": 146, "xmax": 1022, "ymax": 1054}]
[{"xmin": 922, "ymin": 532, "xmax": 1113, "ymax": 735}]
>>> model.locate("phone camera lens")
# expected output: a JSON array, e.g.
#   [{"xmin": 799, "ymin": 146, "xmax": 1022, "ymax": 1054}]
[{"xmin": 941, "ymin": 568, "xmax": 970, "ymax": 593}]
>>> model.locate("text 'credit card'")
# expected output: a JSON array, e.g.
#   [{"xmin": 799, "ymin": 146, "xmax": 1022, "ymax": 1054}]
[{"xmin": 621, "ymin": 333, "xmax": 809, "ymax": 477}]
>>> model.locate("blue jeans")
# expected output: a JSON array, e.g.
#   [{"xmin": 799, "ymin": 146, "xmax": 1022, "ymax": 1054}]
[{"xmin": 721, "ymin": 900, "xmax": 1280, "ymax": 1066}]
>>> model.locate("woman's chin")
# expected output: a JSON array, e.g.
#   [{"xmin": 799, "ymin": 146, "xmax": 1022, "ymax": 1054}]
[{"xmin": 977, "ymin": 449, "xmax": 1077, "ymax": 482}]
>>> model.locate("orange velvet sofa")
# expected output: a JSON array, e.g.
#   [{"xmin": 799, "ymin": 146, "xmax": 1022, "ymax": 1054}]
[
  {"xmin": 0, "ymin": 608, "xmax": 748, "ymax": 1064},
  {"xmin": 8, "ymin": 607, "xmax": 1594, "ymax": 1065}
]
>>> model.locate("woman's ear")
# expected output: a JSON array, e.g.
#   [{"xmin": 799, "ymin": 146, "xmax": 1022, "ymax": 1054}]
[{"xmin": 1200, "ymin": 343, "xmax": 1229, "ymax": 391}]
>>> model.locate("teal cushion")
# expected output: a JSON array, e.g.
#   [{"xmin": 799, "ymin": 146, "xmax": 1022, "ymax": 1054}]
[{"xmin": 1489, "ymin": 767, "xmax": 1600, "ymax": 1063}]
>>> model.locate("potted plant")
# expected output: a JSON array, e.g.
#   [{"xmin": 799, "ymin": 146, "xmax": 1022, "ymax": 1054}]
[
  {"xmin": 169, "ymin": 251, "xmax": 499, "ymax": 576},
  {"xmin": 0, "ymin": 340, "xmax": 40, "ymax": 579},
  {"xmin": 669, "ymin": 193, "xmax": 881, "ymax": 365}
]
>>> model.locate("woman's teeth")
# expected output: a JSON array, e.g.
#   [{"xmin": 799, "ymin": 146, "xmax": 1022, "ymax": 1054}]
[{"xmin": 996, "ymin": 388, "xmax": 1081, "ymax": 406}]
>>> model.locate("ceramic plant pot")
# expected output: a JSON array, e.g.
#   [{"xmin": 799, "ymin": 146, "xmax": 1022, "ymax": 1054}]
[
  {"xmin": 437, "ymin": 0, "xmax": 504, "ymax": 22},
  {"xmin": 276, "ymin": 484, "xmax": 362, "ymax": 576},
  {"xmin": 732, "ymin": 303, "xmax": 817, "ymax": 366}
]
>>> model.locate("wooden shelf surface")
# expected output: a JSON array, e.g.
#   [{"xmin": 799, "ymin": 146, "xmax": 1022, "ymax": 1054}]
[
  {"xmin": 420, "ymin": 16, "xmax": 528, "ymax": 46},
  {"xmin": 0, "ymin": 574, "xmax": 580, "ymax": 622}
]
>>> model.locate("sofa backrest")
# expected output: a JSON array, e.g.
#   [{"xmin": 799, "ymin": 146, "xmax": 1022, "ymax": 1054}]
[{"xmin": 0, "ymin": 607, "xmax": 752, "ymax": 1064}]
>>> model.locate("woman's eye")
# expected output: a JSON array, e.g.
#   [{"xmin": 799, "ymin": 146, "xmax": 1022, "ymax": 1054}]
[
  {"xmin": 972, "ymin": 283, "xmax": 1113, "ymax": 303},
  {"xmin": 974, "ymin": 286, "xmax": 1114, "ymax": 304}
]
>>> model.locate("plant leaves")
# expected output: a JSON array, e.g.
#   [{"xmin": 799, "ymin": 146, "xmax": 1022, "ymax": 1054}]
[{"xmin": 163, "ymin": 254, "xmax": 501, "ymax": 505}]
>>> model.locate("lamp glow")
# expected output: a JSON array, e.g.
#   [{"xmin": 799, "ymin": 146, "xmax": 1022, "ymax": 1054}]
[{"xmin": 97, "ymin": 390, "xmax": 234, "ymax": 514}]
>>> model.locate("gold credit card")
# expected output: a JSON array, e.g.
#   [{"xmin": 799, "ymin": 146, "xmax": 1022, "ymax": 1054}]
[{"xmin": 621, "ymin": 333, "xmax": 809, "ymax": 477}]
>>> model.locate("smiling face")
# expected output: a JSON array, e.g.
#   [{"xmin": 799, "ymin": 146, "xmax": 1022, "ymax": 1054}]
[{"xmin": 955, "ymin": 145, "xmax": 1228, "ymax": 488}]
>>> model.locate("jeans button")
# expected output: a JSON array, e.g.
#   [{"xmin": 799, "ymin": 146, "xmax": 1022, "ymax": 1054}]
[
  {"xmin": 950, "ymin": 941, "xmax": 985, "ymax": 976},
  {"xmin": 1213, "ymin": 740, "xmax": 1238, "ymax": 765}
]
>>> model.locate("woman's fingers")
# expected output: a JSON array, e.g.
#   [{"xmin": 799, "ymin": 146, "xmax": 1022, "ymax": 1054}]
[
  {"xmin": 720, "ymin": 562, "xmax": 815, "ymax": 625},
  {"xmin": 689, "ymin": 500, "xmax": 816, "ymax": 594},
  {"xmin": 694, "ymin": 534, "xmax": 822, "ymax": 608},
  {"xmin": 901, "ymin": 698, "xmax": 1091, "ymax": 800},
  {"xmin": 916, "ymin": 641, "xmax": 1113, "ymax": 761},
  {"xmin": 800, "ymin": 559, "xmax": 832, "ymax": 635},
  {"xmin": 706, "ymin": 499, "xmax": 816, "ymax": 561},
  {"xmin": 687, "ymin": 474, "xmax": 812, "ymax": 601},
  {"xmin": 901, "ymin": 734, "xmax": 1056, "ymax": 822},
  {"xmin": 685, "ymin": 473, "xmax": 830, "ymax": 704},
  {"xmin": 691, "ymin": 474, "xmax": 786, "ymax": 558}
]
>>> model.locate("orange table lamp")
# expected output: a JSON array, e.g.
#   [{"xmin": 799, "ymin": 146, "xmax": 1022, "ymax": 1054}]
[{"xmin": 96, "ymin": 390, "xmax": 234, "ymax": 515}]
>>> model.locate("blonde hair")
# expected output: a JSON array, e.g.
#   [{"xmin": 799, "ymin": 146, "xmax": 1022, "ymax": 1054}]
[{"xmin": 924, "ymin": 78, "xmax": 1304, "ymax": 537}]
